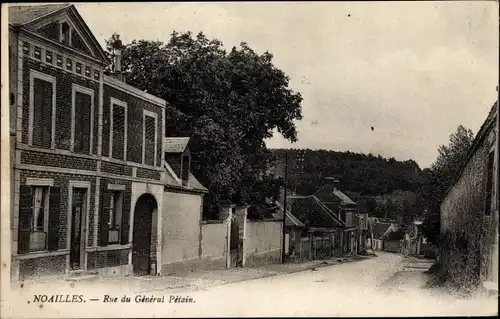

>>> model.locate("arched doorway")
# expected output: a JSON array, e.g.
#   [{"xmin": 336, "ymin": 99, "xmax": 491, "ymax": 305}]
[{"xmin": 132, "ymin": 193, "xmax": 157, "ymax": 276}]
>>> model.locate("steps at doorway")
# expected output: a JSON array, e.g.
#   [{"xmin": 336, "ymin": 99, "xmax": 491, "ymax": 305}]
[{"xmin": 65, "ymin": 269, "xmax": 99, "ymax": 282}]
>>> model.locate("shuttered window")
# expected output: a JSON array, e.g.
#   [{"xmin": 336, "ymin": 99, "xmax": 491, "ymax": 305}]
[
  {"xmin": 99, "ymin": 188, "xmax": 130, "ymax": 246},
  {"xmin": 111, "ymin": 102, "xmax": 126, "ymax": 160},
  {"xmin": 74, "ymin": 91, "xmax": 92, "ymax": 154},
  {"xmin": 18, "ymin": 185, "xmax": 60, "ymax": 253},
  {"xmin": 32, "ymin": 78, "xmax": 53, "ymax": 148},
  {"xmin": 108, "ymin": 191, "xmax": 124, "ymax": 244},
  {"xmin": 143, "ymin": 114, "xmax": 157, "ymax": 166}
]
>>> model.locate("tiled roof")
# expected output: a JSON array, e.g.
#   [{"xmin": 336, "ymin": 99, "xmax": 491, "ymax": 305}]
[
  {"xmin": 272, "ymin": 201, "xmax": 305, "ymax": 227},
  {"xmin": 371, "ymin": 222, "xmax": 393, "ymax": 239},
  {"xmin": 290, "ymin": 195, "xmax": 344, "ymax": 228},
  {"xmin": 162, "ymin": 162, "xmax": 207, "ymax": 193},
  {"xmin": 164, "ymin": 137, "xmax": 190, "ymax": 153},
  {"xmin": 313, "ymin": 183, "xmax": 357, "ymax": 206},
  {"xmin": 332, "ymin": 189, "xmax": 357, "ymax": 206},
  {"xmin": 8, "ymin": 4, "xmax": 70, "ymax": 25}
]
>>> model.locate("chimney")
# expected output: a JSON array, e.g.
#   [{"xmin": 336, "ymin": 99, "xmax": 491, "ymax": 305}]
[
  {"xmin": 325, "ymin": 177, "xmax": 340, "ymax": 190},
  {"xmin": 111, "ymin": 34, "xmax": 123, "ymax": 81}
]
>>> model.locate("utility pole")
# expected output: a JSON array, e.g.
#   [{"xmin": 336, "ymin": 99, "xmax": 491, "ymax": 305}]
[{"xmin": 281, "ymin": 151, "xmax": 288, "ymax": 264}]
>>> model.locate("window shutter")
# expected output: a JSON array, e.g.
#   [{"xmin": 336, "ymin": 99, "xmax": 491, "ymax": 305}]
[
  {"xmin": 47, "ymin": 187, "xmax": 61, "ymax": 251},
  {"xmin": 120, "ymin": 190, "xmax": 131, "ymax": 245},
  {"xmin": 99, "ymin": 190, "xmax": 111, "ymax": 246},
  {"xmin": 18, "ymin": 185, "xmax": 33, "ymax": 253}
]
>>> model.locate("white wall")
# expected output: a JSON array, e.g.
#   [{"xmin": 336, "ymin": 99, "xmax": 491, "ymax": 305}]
[
  {"xmin": 201, "ymin": 222, "xmax": 227, "ymax": 260},
  {"xmin": 245, "ymin": 220, "xmax": 282, "ymax": 261},
  {"xmin": 161, "ymin": 191, "xmax": 202, "ymax": 266}
]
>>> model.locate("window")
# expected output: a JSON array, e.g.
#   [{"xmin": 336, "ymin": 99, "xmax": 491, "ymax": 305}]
[
  {"xmin": 110, "ymin": 98, "xmax": 127, "ymax": 160},
  {"xmin": 30, "ymin": 187, "xmax": 50, "ymax": 251},
  {"xmin": 108, "ymin": 191, "xmax": 124, "ymax": 244},
  {"xmin": 485, "ymin": 150, "xmax": 495, "ymax": 216},
  {"xmin": 61, "ymin": 22, "xmax": 71, "ymax": 46},
  {"xmin": 18, "ymin": 184, "xmax": 61, "ymax": 253},
  {"xmin": 29, "ymin": 70, "xmax": 56, "ymax": 148},
  {"xmin": 99, "ymin": 186, "xmax": 129, "ymax": 247},
  {"xmin": 72, "ymin": 85, "xmax": 94, "ymax": 154},
  {"xmin": 142, "ymin": 110, "xmax": 157, "ymax": 166}
]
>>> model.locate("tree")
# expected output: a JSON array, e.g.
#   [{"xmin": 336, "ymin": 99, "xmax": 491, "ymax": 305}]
[
  {"xmin": 420, "ymin": 125, "xmax": 475, "ymax": 244},
  {"xmin": 107, "ymin": 32, "xmax": 303, "ymax": 218}
]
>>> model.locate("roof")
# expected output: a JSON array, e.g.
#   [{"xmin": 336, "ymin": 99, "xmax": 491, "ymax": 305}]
[
  {"xmin": 162, "ymin": 161, "xmax": 207, "ymax": 193},
  {"xmin": 333, "ymin": 189, "xmax": 357, "ymax": 206},
  {"xmin": 385, "ymin": 228, "xmax": 405, "ymax": 241},
  {"xmin": 313, "ymin": 183, "xmax": 357, "ymax": 207},
  {"xmin": 9, "ymin": 4, "xmax": 109, "ymax": 63},
  {"xmin": 442, "ymin": 102, "xmax": 498, "ymax": 202},
  {"xmin": 272, "ymin": 201, "xmax": 305, "ymax": 227},
  {"xmin": 290, "ymin": 195, "xmax": 344, "ymax": 228},
  {"xmin": 371, "ymin": 222, "xmax": 393, "ymax": 239},
  {"xmin": 8, "ymin": 4, "xmax": 70, "ymax": 25},
  {"xmin": 164, "ymin": 137, "xmax": 190, "ymax": 153}
]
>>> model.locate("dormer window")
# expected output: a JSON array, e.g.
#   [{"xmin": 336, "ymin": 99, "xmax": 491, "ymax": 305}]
[{"xmin": 61, "ymin": 22, "xmax": 71, "ymax": 46}]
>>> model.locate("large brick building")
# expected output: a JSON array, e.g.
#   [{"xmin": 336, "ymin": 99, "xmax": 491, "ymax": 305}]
[{"xmin": 8, "ymin": 4, "xmax": 207, "ymax": 281}]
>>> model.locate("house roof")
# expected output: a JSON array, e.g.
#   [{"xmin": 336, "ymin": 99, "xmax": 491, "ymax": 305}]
[
  {"xmin": 8, "ymin": 4, "xmax": 70, "ymax": 25},
  {"xmin": 272, "ymin": 201, "xmax": 305, "ymax": 227},
  {"xmin": 333, "ymin": 189, "xmax": 357, "ymax": 206},
  {"xmin": 162, "ymin": 161, "xmax": 207, "ymax": 193},
  {"xmin": 385, "ymin": 228, "xmax": 405, "ymax": 241},
  {"xmin": 313, "ymin": 183, "xmax": 357, "ymax": 207},
  {"xmin": 164, "ymin": 137, "xmax": 190, "ymax": 153},
  {"xmin": 9, "ymin": 4, "xmax": 109, "ymax": 63},
  {"xmin": 290, "ymin": 195, "xmax": 344, "ymax": 228},
  {"xmin": 371, "ymin": 222, "xmax": 393, "ymax": 239}
]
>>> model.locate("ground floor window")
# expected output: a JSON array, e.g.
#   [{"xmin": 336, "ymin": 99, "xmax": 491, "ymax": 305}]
[
  {"xmin": 18, "ymin": 184, "xmax": 61, "ymax": 253},
  {"xmin": 108, "ymin": 191, "xmax": 124, "ymax": 244}
]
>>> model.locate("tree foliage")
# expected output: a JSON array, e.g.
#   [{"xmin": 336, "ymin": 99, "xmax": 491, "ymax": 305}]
[
  {"xmin": 270, "ymin": 149, "xmax": 426, "ymax": 227},
  {"xmin": 420, "ymin": 125, "xmax": 475, "ymax": 244},
  {"xmin": 106, "ymin": 32, "xmax": 303, "ymax": 218}
]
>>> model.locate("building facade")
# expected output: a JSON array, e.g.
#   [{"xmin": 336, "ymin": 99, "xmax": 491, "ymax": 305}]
[
  {"xmin": 439, "ymin": 102, "xmax": 498, "ymax": 291},
  {"xmin": 8, "ymin": 4, "xmax": 207, "ymax": 281}
]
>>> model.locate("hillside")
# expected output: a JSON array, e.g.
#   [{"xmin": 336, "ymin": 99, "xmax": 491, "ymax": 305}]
[{"xmin": 269, "ymin": 149, "xmax": 426, "ymax": 223}]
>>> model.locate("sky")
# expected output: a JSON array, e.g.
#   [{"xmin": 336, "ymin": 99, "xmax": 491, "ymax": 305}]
[{"xmin": 75, "ymin": 2, "xmax": 499, "ymax": 169}]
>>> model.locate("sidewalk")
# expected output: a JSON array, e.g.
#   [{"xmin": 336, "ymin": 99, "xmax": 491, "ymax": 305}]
[
  {"xmin": 11, "ymin": 255, "xmax": 373, "ymax": 296},
  {"xmin": 158, "ymin": 254, "xmax": 372, "ymax": 293}
]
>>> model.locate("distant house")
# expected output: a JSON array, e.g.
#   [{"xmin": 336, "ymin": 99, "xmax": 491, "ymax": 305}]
[
  {"xmin": 439, "ymin": 102, "xmax": 498, "ymax": 292},
  {"xmin": 368, "ymin": 220, "xmax": 397, "ymax": 250},
  {"xmin": 288, "ymin": 195, "xmax": 346, "ymax": 260},
  {"xmin": 313, "ymin": 179, "xmax": 366, "ymax": 254}
]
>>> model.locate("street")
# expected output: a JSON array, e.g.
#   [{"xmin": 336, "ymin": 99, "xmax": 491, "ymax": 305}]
[{"xmin": 7, "ymin": 252, "xmax": 497, "ymax": 318}]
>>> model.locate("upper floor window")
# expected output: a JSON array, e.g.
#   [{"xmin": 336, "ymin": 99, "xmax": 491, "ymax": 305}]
[
  {"xmin": 110, "ymin": 98, "xmax": 128, "ymax": 161},
  {"xmin": 29, "ymin": 70, "xmax": 56, "ymax": 148},
  {"xmin": 71, "ymin": 84, "xmax": 94, "ymax": 154},
  {"xmin": 61, "ymin": 22, "xmax": 71, "ymax": 46},
  {"xmin": 142, "ymin": 110, "xmax": 157, "ymax": 166}
]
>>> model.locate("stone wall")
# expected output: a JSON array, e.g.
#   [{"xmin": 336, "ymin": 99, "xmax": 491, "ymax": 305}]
[{"xmin": 439, "ymin": 108, "xmax": 498, "ymax": 290}]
